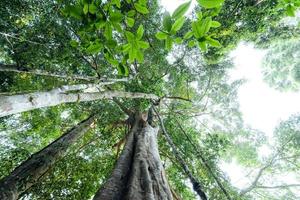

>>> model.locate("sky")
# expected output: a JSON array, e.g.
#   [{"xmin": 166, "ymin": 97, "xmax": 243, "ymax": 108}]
[{"xmin": 161, "ymin": 0, "xmax": 300, "ymax": 191}]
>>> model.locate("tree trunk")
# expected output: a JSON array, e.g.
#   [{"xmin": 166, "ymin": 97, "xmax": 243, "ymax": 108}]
[
  {"xmin": 0, "ymin": 115, "xmax": 95, "ymax": 200},
  {"xmin": 93, "ymin": 112, "xmax": 173, "ymax": 200},
  {"xmin": 0, "ymin": 85, "xmax": 158, "ymax": 117}
]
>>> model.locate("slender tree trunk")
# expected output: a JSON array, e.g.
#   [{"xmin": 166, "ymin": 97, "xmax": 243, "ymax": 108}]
[
  {"xmin": 153, "ymin": 107, "xmax": 207, "ymax": 200},
  {"xmin": 93, "ymin": 112, "xmax": 173, "ymax": 200},
  {"xmin": 0, "ymin": 84, "xmax": 158, "ymax": 117},
  {"xmin": 0, "ymin": 115, "xmax": 95, "ymax": 200},
  {"xmin": 0, "ymin": 64, "xmax": 132, "ymax": 83},
  {"xmin": 0, "ymin": 64, "xmax": 99, "ymax": 81}
]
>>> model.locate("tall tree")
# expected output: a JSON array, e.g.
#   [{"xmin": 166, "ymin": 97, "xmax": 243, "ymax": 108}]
[
  {"xmin": 0, "ymin": 114, "xmax": 95, "ymax": 200},
  {"xmin": 0, "ymin": 0, "xmax": 297, "ymax": 199},
  {"xmin": 94, "ymin": 111, "xmax": 174, "ymax": 200}
]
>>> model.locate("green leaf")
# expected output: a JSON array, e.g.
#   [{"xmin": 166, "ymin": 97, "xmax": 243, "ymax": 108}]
[
  {"xmin": 286, "ymin": 5, "xmax": 296, "ymax": 17},
  {"xmin": 129, "ymin": 47, "xmax": 137, "ymax": 62},
  {"xmin": 127, "ymin": 10, "xmax": 136, "ymax": 17},
  {"xmin": 170, "ymin": 16, "xmax": 186, "ymax": 33},
  {"xmin": 195, "ymin": 17, "xmax": 212, "ymax": 37},
  {"xmin": 136, "ymin": 25, "xmax": 144, "ymax": 40},
  {"xmin": 89, "ymin": 4, "xmax": 97, "ymax": 14},
  {"xmin": 68, "ymin": 5, "xmax": 83, "ymax": 20},
  {"xmin": 106, "ymin": 40, "xmax": 117, "ymax": 48},
  {"xmin": 172, "ymin": 1, "xmax": 191, "ymax": 19},
  {"xmin": 203, "ymin": 17, "xmax": 212, "ymax": 34},
  {"xmin": 197, "ymin": 0, "xmax": 224, "ymax": 8},
  {"xmin": 163, "ymin": 12, "xmax": 172, "ymax": 31},
  {"xmin": 165, "ymin": 37, "xmax": 173, "ymax": 50},
  {"xmin": 117, "ymin": 64, "xmax": 129, "ymax": 76},
  {"xmin": 125, "ymin": 31, "xmax": 135, "ymax": 42},
  {"xmin": 136, "ymin": 50, "xmax": 144, "ymax": 62},
  {"xmin": 104, "ymin": 23, "xmax": 113, "ymax": 39},
  {"xmin": 112, "ymin": 0, "xmax": 121, "ymax": 8},
  {"xmin": 126, "ymin": 17, "xmax": 135, "ymax": 27},
  {"xmin": 110, "ymin": 12, "xmax": 123, "ymax": 22},
  {"xmin": 175, "ymin": 37, "xmax": 183, "ymax": 44},
  {"xmin": 113, "ymin": 22, "xmax": 122, "ymax": 32},
  {"xmin": 122, "ymin": 44, "xmax": 131, "ymax": 53},
  {"xmin": 134, "ymin": 3, "xmax": 149, "ymax": 14},
  {"xmin": 206, "ymin": 37, "xmax": 221, "ymax": 47},
  {"xmin": 83, "ymin": 4, "xmax": 89, "ymax": 15},
  {"xmin": 183, "ymin": 31, "xmax": 193, "ymax": 39},
  {"xmin": 155, "ymin": 32, "xmax": 168, "ymax": 40},
  {"xmin": 69, "ymin": 40, "xmax": 78, "ymax": 47},
  {"xmin": 95, "ymin": 20, "xmax": 105, "ymax": 29},
  {"xmin": 188, "ymin": 40, "xmax": 197, "ymax": 47},
  {"xmin": 211, "ymin": 21, "xmax": 221, "ymax": 28},
  {"xmin": 106, "ymin": 56, "xmax": 119, "ymax": 66},
  {"xmin": 137, "ymin": 41, "xmax": 149, "ymax": 49},
  {"xmin": 198, "ymin": 41, "xmax": 207, "ymax": 52},
  {"xmin": 197, "ymin": 11, "xmax": 203, "ymax": 20},
  {"xmin": 86, "ymin": 43, "xmax": 103, "ymax": 54},
  {"xmin": 192, "ymin": 21, "xmax": 201, "ymax": 38}
]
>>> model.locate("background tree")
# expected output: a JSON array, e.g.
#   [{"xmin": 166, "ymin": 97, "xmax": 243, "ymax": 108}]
[{"xmin": 262, "ymin": 39, "xmax": 300, "ymax": 91}]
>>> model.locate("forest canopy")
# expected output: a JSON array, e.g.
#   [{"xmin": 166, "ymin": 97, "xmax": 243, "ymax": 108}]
[{"xmin": 0, "ymin": 0, "xmax": 300, "ymax": 199}]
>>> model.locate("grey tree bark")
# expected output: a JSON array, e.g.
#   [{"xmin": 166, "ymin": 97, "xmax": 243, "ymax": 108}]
[
  {"xmin": 0, "ymin": 115, "xmax": 95, "ymax": 200},
  {"xmin": 93, "ymin": 112, "xmax": 173, "ymax": 200},
  {"xmin": 0, "ymin": 84, "xmax": 158, "ymax": 117}
]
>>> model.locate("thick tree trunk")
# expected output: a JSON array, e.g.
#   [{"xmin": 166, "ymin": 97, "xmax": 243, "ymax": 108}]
[
  {"xmin": 93, "ymin": 113, "xmax": 173, "ymax": 200},
  {"xmin": 0, "ymin": 115, "xmax": 95, "ymax": 200},
  {"xmin": 0, "ymin": 85, "xmax": 158, "ymax": 117}
]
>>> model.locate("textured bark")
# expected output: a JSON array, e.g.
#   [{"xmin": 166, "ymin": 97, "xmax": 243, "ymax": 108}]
[
  {"xmin": 0, "ymin": 115, "xmax": 95, "ymax": 200},
  {"xmin": 94, "ymin": 113, "xmax": 173, "ymax": 200},
  {"xmin": 0, "ymin": 85, "xmax": 158, "ymax": 117}
]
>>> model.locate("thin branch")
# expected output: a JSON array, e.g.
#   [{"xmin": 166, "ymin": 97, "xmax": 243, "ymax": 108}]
[
  {"xmin": 173, "ymin": 117, "xmax": 232, "ymax": 200},
  {"xmin": 256, "ymin": 184, "xmax": 300, "ymax": 189},
  {"xmin": 153, "ymin": 106, "xmax": 207, "ymax": 200},
  {"xmin": 0, "ymin": 63, "xmax": 98, "ymax": 81},
  {"xmin": 0, "ymin": 32, "xmax": 45, "ymax": 45},
  {"xmin": 163, "ymin": 96, "xmax": 192, "ymax": 102}
]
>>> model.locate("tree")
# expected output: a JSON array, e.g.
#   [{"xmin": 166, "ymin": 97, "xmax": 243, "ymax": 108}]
[
  {"xmin": 93, "ymin": 111, "xmax": 173, "ymax": 199},
  {"xmin": 0, "ymin": 114, "xmax": 95, "ymax": 200},
  {"xmin": 0, "ymin": 0, "xmax": 297, "ymax": 199},
  {"xmin": 262, "ymin": 39, "xmax": 300, "ymax": 91}
]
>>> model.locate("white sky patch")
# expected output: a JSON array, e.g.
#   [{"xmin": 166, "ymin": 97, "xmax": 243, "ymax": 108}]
[
  {"xmin": 229, "ymin": 43, "xmax": 300, "ymax": 138},
  {"xmin": 160, "ymin": 0, "xmax": 197, "ymax": 15},
  {"xmin": 220, "ymin": 159, "xmax": 250, "ymax": 189}
]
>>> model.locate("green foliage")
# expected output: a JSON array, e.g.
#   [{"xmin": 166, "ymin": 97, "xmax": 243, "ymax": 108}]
[
  {"xmin": 262, "ymin": 39, "xmax": 300, "ymax": 91},
  {"xmin": 197, "ymin": 0, "xmax": 224, "ymax": 9},
  {"xmin": 0, "ymin": 0, "xmax": 298, "ymax": 199}
]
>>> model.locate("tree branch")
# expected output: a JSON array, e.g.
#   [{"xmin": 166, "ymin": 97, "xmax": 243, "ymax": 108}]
[{"xmin": 153, "ymin": 107, "xmax": 207, "ymax": 200}]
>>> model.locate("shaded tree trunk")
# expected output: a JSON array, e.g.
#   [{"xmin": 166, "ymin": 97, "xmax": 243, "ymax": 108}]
[
  {"xmin": 93, "ymin": 112, "xmax": 173, "ymax": 200},
  {"xmin": 0, "ymin": 84, "xmax": 158, "ymax": 117},
  {"xmin": 0, "ymin": 115, "xmax": 95, "ymax": 200}
]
